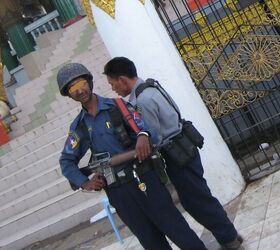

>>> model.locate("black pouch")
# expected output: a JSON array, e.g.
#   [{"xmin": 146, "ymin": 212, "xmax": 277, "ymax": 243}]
[
  {"xmin": 181, "ymin": 119, "xmax": 204, "ymax": 149},
  {"xmin": 162, "ymin": 133, "xmax": 197, "ymax": 168},
  {"xmin": 136, "ymin": 152, "xmax": 169, "ymax": 184},
  {"xmin": 149, "ymin": 152, "xmax": 169, "ymax": 184}
]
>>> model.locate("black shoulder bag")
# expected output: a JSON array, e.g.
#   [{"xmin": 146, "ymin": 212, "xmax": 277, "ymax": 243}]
[{"xmin": 135, "ymin": 79, "xmax": 204, "ymax": 167}]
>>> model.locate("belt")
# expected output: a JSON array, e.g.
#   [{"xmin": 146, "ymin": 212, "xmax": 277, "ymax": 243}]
[{"xmin": 106, "ymin": 159, "xmax": 154, "ymax": 189}]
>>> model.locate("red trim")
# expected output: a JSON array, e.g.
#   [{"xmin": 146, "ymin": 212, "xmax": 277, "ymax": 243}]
[
  {"xmin": 0, "ymin": 120, "xmax": 9, "ymax": 145},
  {"xmin": 63, "ymin": 16, "xmax": 84, "ymax": 28},
  {"xmin": 186, "ymin": 0, "xmax": 212, "ymax": 11},
  {"xmin": 115, "ymin": 98, "xmax": 141, "ymax": 134}
]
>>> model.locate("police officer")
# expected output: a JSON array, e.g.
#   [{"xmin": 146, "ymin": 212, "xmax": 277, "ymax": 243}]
[
  {"xmin": 57, "ymin": 63, "xmax": 207, "ymax": 250},
  {"xmin": 103, "ymin": 57, "xmax": 243, "ymax": 250}
]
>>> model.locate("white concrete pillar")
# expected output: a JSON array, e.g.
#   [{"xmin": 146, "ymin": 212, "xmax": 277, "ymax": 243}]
[{"xmin": 90, "ymin": 0, "xmax": 245, "ymax": 204}]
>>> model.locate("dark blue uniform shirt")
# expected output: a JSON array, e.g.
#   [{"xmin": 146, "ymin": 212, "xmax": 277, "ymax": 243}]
[{"xmin": 59, "ymin": 94, "xmax": 156, "ymax": 188}]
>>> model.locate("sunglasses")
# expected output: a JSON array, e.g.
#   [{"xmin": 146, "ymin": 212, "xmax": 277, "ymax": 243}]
[{"xmin": 68, "ymin": 79, "xmax": 87, "ymax": 94}]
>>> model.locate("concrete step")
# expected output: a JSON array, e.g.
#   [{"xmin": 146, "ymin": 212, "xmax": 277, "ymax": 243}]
[
  {"xmin": 0, "ymin": 121, "xmax": 71, "ymax": 166},
  {"xmin": 1, "ymin": 106, "xmax": 80, "ymax": 157},
  {"xmin": 0, "ymin": 150, "xmax": 91, "ymax": 195},
  {"xmin": 14, "ymin": 79, "xmax": 50, "ymax": 102},
  {"xmin": 60, "ymin": 18, "xmax": 88, "ymax": 34},
  {"xmin": 0, "ymin": 165, "xmax": 63, "ymax": 207},
  {"xmin": 0, "ymin": 191, "xmax": 105, "ymax": 250},
  {"xmin": 13, "ymin": 72, "xmax": 53, "ymax": 100},
  {"xmin": 0, "ymin": 176, "xmax": 69, "ymax": 222},
  {"xmin": 0, "ymin": 154, "xmax": 59, "ymax": 191},
  {"xmin": 43, "ymin": 19, "xmax": 89, "ymax": 71},
  {"xmin": 9, "ymin": 98, "xmax": 80, "ymax": 139},
  {"xmin": 0, "ymin": 150, "xmax": 59, "ymax": 184},
  {"xmin": 0, "ymin": 189, "xmax": 94, "ymax": 238},
  {"xmin": 0, "ymin": 123, "xmax": 68, "ymax": 166},
  {"xmin": 59, "ymin": 18, "xmax": 88, "ymax": 36},
  {"xmin": 52, "ymin": 38, "xmax": 81, "ymax": 54},
  {"xmin": 45, "ymin": 56, "xmax": 73, "ymax": 69},
  {"xmin": 0, "ymin": 135, "xmax": 67, "ymax": 178}
]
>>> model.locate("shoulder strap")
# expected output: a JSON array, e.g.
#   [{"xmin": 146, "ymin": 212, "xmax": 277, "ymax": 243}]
[
  {"xmin": 135, "ymin": 79, "xmax": 182, "ymax": 121},
  {"xmin": 108, "ymin": 106, "xmax": 123, "ymax": 128},
  {"xmin": 108, "ymin": 105, "xmax": 134, "ymax": 148},
  {"xmin": 115, "ymin": 98, "xmax": 141, "ymax": 134},
  {"xmin": 135, "ymin": 80, "xmax": 157, "ymax": 98}
]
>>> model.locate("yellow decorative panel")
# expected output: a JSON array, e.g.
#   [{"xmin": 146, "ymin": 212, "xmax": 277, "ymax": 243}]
[
  {"xmin": 195, "ymin": 12, "xmax": 207, "ymax": 27},
  {"xmin": 225, "ymin": 0, "xmax": 238, "ymax": 12},
  {"xmin": 82, "ymin": 0, "xmax": 144, "ymax": 22},
  {"xmin": 0, "ymin": 59, "xmax": 8, "ymax": 104},
  {"xmin": 179, "ymin": 2, "xmax": 266, "ymax": 60},
  {"xmin": 179, "ymin": 0, "xmax": 280, "ymax": 61},
  {"xmin": 80, "ymin": 0, "xmax": 95, "ymax": 25},
  {"xmin": 91, "ymin": 0, "xmax": 116, "ymax": 18}
]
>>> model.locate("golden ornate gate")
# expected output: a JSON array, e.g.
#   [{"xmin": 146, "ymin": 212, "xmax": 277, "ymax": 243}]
[{"xmin": 154, "ymin": 0, "xmax": 280, "ymax": 180}]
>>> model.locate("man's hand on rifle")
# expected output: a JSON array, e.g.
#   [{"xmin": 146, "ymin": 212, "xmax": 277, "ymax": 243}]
[
  {"xmin": 82, "ymin": 173, "xmax": 106, "ymax": 191},
  {"xmin": 135, "ymin": 133, "xmax": 151, "ymax": 162}
]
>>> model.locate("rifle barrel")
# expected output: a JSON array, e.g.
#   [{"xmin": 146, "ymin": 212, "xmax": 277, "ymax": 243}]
[{"xmin": 111, "ymin": 150, "xmax": 136, "ymax": 166}]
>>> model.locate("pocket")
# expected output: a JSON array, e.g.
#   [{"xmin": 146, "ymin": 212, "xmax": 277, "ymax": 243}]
[
  {"xmin": 148, "ymin": 153, "xmax": 169, "ymax": 184},
  {"xmin": 105, "ymin": 127, "xmax": 115, "ymax": 135}
]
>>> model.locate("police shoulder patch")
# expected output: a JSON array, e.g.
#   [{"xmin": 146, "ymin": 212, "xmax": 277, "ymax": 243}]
[{"xmin": 68, "ymin": 131, "xmax": 80, "ymax": 149}]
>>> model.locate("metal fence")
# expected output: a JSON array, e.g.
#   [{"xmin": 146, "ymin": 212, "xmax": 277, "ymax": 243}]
[{"xmin": 153, "ymin": 0, "xmax": 280, "ymax": 181}]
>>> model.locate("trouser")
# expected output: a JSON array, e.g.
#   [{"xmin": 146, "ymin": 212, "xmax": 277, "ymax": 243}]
[
  {"xmin": 106, "ymin": 170, "xmax": 207, "ymax": 250},
  {"xmin": 165, "ymin": 150, "xmax": 238, "ymax": 244}
]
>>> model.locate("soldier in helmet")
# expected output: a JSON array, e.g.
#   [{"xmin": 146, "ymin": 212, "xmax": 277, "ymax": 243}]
[{"xmin": 57, "ymin": 63, "xmax": 207, "ymax": 250}]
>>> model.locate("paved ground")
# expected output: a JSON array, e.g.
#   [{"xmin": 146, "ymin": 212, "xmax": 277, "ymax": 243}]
[{"xmin": 24, "ymin": 170, "xmax": 280, "ymax": 250}]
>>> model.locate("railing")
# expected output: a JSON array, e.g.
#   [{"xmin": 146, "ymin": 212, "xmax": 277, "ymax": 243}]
[{"xmin": 24, "ymin": 10, "xmax": 62, "ymax": 40}]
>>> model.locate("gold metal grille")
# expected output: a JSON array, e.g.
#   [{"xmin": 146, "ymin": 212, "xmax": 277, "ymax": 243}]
[
  {"xmin": 218, "ymin": 35, "xmax": 280, "ymax": 81},
  {"xmin": 199, "ymin": 88, "xmax": 269, "ymax": 118},
  {"xmin": 173, "ymin": 1, "xmax": 280, "ymax": 118}
]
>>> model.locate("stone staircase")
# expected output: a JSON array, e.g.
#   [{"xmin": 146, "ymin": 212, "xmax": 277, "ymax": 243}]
[
  {"xmin": 43, "ymin": 17, "xmax": 90, "ymax": 71},
  {"xmin": 0, "ymin": 18, "xmax": 114, "ymax": 249}
]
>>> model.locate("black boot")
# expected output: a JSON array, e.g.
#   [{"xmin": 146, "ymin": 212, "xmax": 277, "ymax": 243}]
[{"xmin": 221, "ymin": 235, "xmax": 243, "ymax": 250}]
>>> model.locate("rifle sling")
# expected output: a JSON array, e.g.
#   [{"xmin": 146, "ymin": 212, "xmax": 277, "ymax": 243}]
[{"xmin": 115, "ymin": 98, "xmax": 141, "ymax": 134}]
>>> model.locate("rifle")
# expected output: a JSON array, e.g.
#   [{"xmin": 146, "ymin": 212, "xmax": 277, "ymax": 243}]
[
  {"xmin": 71, "ymin": 148, "xmax": 169, "ymax": 191},
  {"xmin": 86, "ymin": 150, "xmax": 137, "ymax": 185},
  {"xmin": 70, "ymin": 150, "xmax": 136, "ymax": 190}
]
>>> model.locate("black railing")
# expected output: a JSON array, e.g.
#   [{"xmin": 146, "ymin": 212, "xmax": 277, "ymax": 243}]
[{"xmin": 153, "ymin": 0, "xmax": 280, "ymax": 181}]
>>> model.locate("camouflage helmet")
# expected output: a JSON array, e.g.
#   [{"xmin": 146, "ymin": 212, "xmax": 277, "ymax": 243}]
[{"xmin": 57, "ymin": 63, "xmax": 93, "ymax": 96}]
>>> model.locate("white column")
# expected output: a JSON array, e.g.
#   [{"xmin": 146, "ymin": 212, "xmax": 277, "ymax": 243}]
[{"xmin": 91, "ymin": 0, "xmax": 245, "ymax": 204}]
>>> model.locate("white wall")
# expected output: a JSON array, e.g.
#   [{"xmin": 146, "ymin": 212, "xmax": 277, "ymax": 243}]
[{"xmin": 91, "ymin": 0, "xmax": 245, "ymax": 204}]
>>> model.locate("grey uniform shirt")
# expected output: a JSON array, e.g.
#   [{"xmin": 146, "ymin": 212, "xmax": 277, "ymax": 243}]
[{"xmin": 129, "ymin": 78, "xmax": 182, "ymax": 146}]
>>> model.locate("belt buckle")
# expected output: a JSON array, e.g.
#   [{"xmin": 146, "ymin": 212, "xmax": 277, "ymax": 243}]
[{"xmin": 116, "ymin": 170, "xmax": 126, "ymax": 178}]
